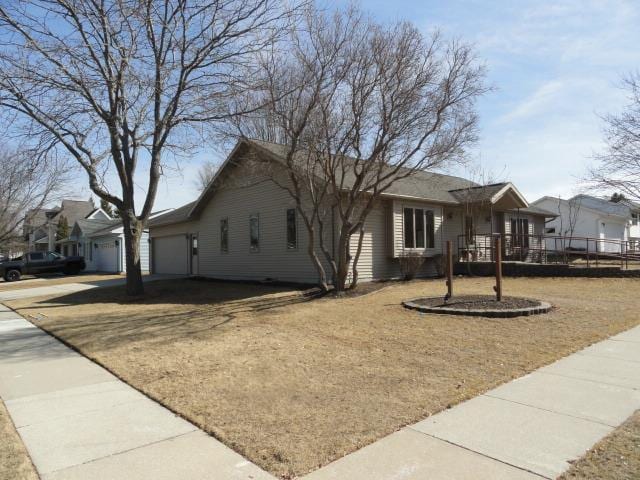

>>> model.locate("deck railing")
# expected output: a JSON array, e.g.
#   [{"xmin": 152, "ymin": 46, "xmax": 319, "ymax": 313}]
[{"xmin": 456, "ymin": 234, "xmax": 640, "ymax": 269}]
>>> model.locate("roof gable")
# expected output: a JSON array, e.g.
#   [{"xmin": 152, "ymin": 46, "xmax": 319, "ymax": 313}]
[
  {"xmin": 86, "ymin": 208, "xmax": 112, "ymax": 220},
  {"xmin": 73, "ymin": 218, "xmax": 121, "ymax": 237}
]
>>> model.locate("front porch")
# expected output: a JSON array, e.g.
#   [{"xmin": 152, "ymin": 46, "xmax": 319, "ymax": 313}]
[
  {"xmin": 56, "ymin": 237, "xmax": 80, "ymax": 257},
  {"xmin": 446, "ymin": 182, "xmax": 548, "ymax": 264}
]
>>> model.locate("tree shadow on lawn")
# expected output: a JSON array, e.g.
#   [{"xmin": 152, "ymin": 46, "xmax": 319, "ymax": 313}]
[{"xmin": 17, "ymin": 279, "xmax": 320, "ymax": 352}]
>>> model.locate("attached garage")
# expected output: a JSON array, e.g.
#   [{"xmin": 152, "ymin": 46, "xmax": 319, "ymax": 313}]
[
  {"xmin": 598, "ymin": 221, "xmax": 625, "ymax": 253},
  {"xmin": 153, "ymin": 235, "xmax": 189, "ymax": 274}
]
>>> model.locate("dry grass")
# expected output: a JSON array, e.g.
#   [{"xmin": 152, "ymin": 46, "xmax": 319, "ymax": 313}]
[
  {"xmin": 0, "ymin": 400, "xmax": 38, "ymax": 480},
  {"xmin": 560, "ymin": 410, "xmax": 640, "ymax": 480},
  {"xmin": 7, "ymin": 277, "xmax": 640, "ymax": 479},
  {"xmin": 0, "ymin": 273, "xmax": 123, "ymax": 291}
]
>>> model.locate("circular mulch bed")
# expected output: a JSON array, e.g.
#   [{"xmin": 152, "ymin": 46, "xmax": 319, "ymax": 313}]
[{"xmin": 403, "ymin": 294, "xmax": 551, "ymax": 318}]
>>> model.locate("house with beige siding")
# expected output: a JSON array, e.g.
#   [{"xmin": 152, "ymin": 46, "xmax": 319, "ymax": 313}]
[{"xmin": 148, "ymin": 139, "xmax": 555, "ymax": 284}]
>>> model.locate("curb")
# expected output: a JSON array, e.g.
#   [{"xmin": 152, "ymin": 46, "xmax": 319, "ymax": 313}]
[{"xmin": 403, "ymin": 297, "xmax": 552, "ymax": 318}]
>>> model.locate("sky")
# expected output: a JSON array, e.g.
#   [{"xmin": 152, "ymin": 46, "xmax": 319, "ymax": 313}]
[{"xmin": 75, "ymin": 0, "xmax": 640, "ymax": 212}]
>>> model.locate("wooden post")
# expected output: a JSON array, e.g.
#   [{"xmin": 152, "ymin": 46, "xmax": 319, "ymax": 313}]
[
  {"xmin": 446, "ymin": 240, "xmax": 453, "ymax": 300},
  {"xmin": 586, "ymin": 238, "xmax": 590, "ymax": 268},
  {"xmin": 494, "ymin": 236, "xmax": 502, "ymax": 302}
]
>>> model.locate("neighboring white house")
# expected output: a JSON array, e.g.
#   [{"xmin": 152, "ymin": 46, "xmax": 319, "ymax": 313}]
[
  {"xmin": 532, "ymin": 195, "xmax": 640, "ymax": 253},
  {"xmin": 148, "ymin": 139, "xmax": 556, "ymax": 284},
  {"xmin": 60, "ymin": 218, "xmax": 150, "ymax": 273}
]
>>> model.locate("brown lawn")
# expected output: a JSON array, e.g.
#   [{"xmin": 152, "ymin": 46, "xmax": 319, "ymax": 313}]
[
  {"xmin": 0, "ymin": 400, "xmax": 38, "ymax": 480},
  {"xmin": 560, "ymin": 410, "xmax": 640, "ymax": 480},
  {"xmin": 6, "ymin": 276, "xmax": 640, "ymax": 479}
]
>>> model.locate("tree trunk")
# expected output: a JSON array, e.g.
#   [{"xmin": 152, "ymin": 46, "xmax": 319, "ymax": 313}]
[
  {"xmin": 121, "ymin": 213, "xmax": 144, "ymax": 296},
  {"xmin": 349, "ymin": 225, "xmax": 365, "ymax": 289},
  {"xmin": 317, "ymin": 216, "xmax": 339, "ymax": 287},
  {"xmin": 309, "ymin": 250, "xmax": 329, "ymax": 292},
  {"xmin": 334, "ymin": 230, "xmax": 351, "ymax": 292},
  {"xmin": 307, "ymin": 224, "xmax": 329, "ymax": 292}
]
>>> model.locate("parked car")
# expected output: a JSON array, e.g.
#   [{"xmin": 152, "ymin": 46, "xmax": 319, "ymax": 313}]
[{"xmin": 0, "ymin": 251, "xmax": 86, "ymax": 282}]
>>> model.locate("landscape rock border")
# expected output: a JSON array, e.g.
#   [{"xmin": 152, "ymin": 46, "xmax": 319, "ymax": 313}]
[{"xmin": 403, "ymin": 296, "xmax": 552, "ymax": 318}]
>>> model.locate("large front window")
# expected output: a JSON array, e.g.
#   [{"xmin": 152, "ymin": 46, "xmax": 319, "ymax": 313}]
[{"xmin": 404, "ymin": 207, "xmax": 435, "ymax": 249}]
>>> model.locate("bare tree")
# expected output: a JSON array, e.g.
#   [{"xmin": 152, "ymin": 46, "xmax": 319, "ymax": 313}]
[
  {"xmin": 588, "ymin": 73, "xmax": 640, "ymax": 201},
  {"xmin": 0, "ymin": 0, "xmax": 294, "ymax": 294},
  {"xmin": 0, "ymin": 144, "xmax": 71, "ymax": 253},
  {"xmin": 100, "ymin": 198, "xmax": 116, "ymax": 218},
  {"xmin": 194, "ymin": 160, "xmax": 220, "ymax": 192},
  {"xmin": 553, "ymin": 195, "xmax": 582, "ymax": 259},
  {"xmin": 555, "ymin": 195, "xmax": 565, "ymax": 257},
  {"xmin": 565, "ymin": 196, "xmax": 581, "ymax": 249},
  {"xmin": 454, "ymin": 165, "xmax": 504, "ymax": 268},
  {"xmin": 233, "ymin": 5, "xmax": 486, "ymax": 291}
]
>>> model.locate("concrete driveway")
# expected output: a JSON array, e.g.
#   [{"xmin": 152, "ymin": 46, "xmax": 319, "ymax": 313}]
[{"xmin": 0, "ymin": 275, "xmax": 184, "ymax": 302}]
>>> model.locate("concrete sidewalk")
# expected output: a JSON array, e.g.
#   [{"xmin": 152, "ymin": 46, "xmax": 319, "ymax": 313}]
[
  {"xmin": 2, "ymin": 298, "xmax": 639, "ymax": 480},
  {"xmin": 304, "ymin": 324, "xmax": 640, "ymax": 480},
  {"xmin": 0, "ymin": 304, "xmax": 275, "ymax": 480},
  {"xmin": 0, "ymin": 274, "xmax": 183, "ymax": 302}
]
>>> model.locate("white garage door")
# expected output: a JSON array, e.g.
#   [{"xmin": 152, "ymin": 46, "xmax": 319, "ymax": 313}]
[
  {"xmin": 95, "ymin": 240, "xmax": 119, "ymax": 272},
  {"xmin": 599, "ymin": 223, "xmax": 624, "ymax": 253},
  {"xmin": 153, "ymin": 235, "xmax": 189, "ymax": 274}
]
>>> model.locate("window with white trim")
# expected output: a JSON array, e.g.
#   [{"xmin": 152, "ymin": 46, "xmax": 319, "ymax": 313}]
[{"xmin": 403, "ymin": 207, "xmax": 435, "ymax": 249}]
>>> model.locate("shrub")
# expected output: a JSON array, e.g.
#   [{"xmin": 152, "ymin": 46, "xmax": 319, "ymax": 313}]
[
  {"xmin": 433, "ymin": 254, "xmax": 445, "ymax": 277},
  {"xmin": 399, "ymin": 251, "xmax": 425, "ymax": 280}
]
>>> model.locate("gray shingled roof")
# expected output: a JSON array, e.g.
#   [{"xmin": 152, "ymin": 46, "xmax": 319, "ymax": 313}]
[
  {"xmin": 26, "ymin": 200, "xmax": 95, "ymax": 230},
  {"xmin": 518, "ymin": 205, "xmax": 558, "ymax": 217},
  {"xmin": 572, "ymin": 195, "xmax": 632, "ymax": 218},
  {"xmin": 147, "ymin": 201, "xmax": 197, "ymax": 227},
  {"xmin": 249, "ymin": 139, "xmax": 479, "ymax": 204},
  {"xmin": 74, "ymin": 218, "xmax": 120, "ymax": 237},
  {"xmin": 56, "ymin": 200, "xmax": 95, "ymax": 224},
  {"xmin": 448, "ymin": 183, "xmax": 509, "ymax": 204},
  {"xmin": 24, "ymin": 207, "xmax": 59, "ymax": 229},
  {"xmin": 150, "ymin": 139, "xmax": 555, "ymax": 227}
]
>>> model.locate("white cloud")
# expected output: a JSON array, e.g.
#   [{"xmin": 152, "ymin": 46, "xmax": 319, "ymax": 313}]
[{"xmin": 499, "ymin": 80, "xmax": 566, "ymax": 123}]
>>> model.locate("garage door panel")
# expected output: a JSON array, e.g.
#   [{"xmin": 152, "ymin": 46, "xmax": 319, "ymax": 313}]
[
  {"xmin": 95, "ymin": 240, "xmax": 118, "ymax": 272},
  {"xmin": 153, "ymin": 235, "xmax": 188, "ymax": 274}
]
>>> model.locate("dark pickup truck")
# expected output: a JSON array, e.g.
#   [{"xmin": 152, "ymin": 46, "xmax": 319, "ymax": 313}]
[{"xmin": 0, "ymin": 251, "xmax": 86, "ymax": 282}]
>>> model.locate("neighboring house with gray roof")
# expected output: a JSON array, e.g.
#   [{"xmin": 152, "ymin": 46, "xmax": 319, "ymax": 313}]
[
  {"xmin": 147, "ymin": 139, "xmax": 555, "ymax": 283},
  {"xmin": 532, "ymin": 195, "xmax": 640, "ymax": 253},
  {"xmin": 61, "ymin": 217, "xmax": 156, "ymax": 273},
  {"xmin": 24, "ymin": 199, "xmax": 107, "ymax": 252}
]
